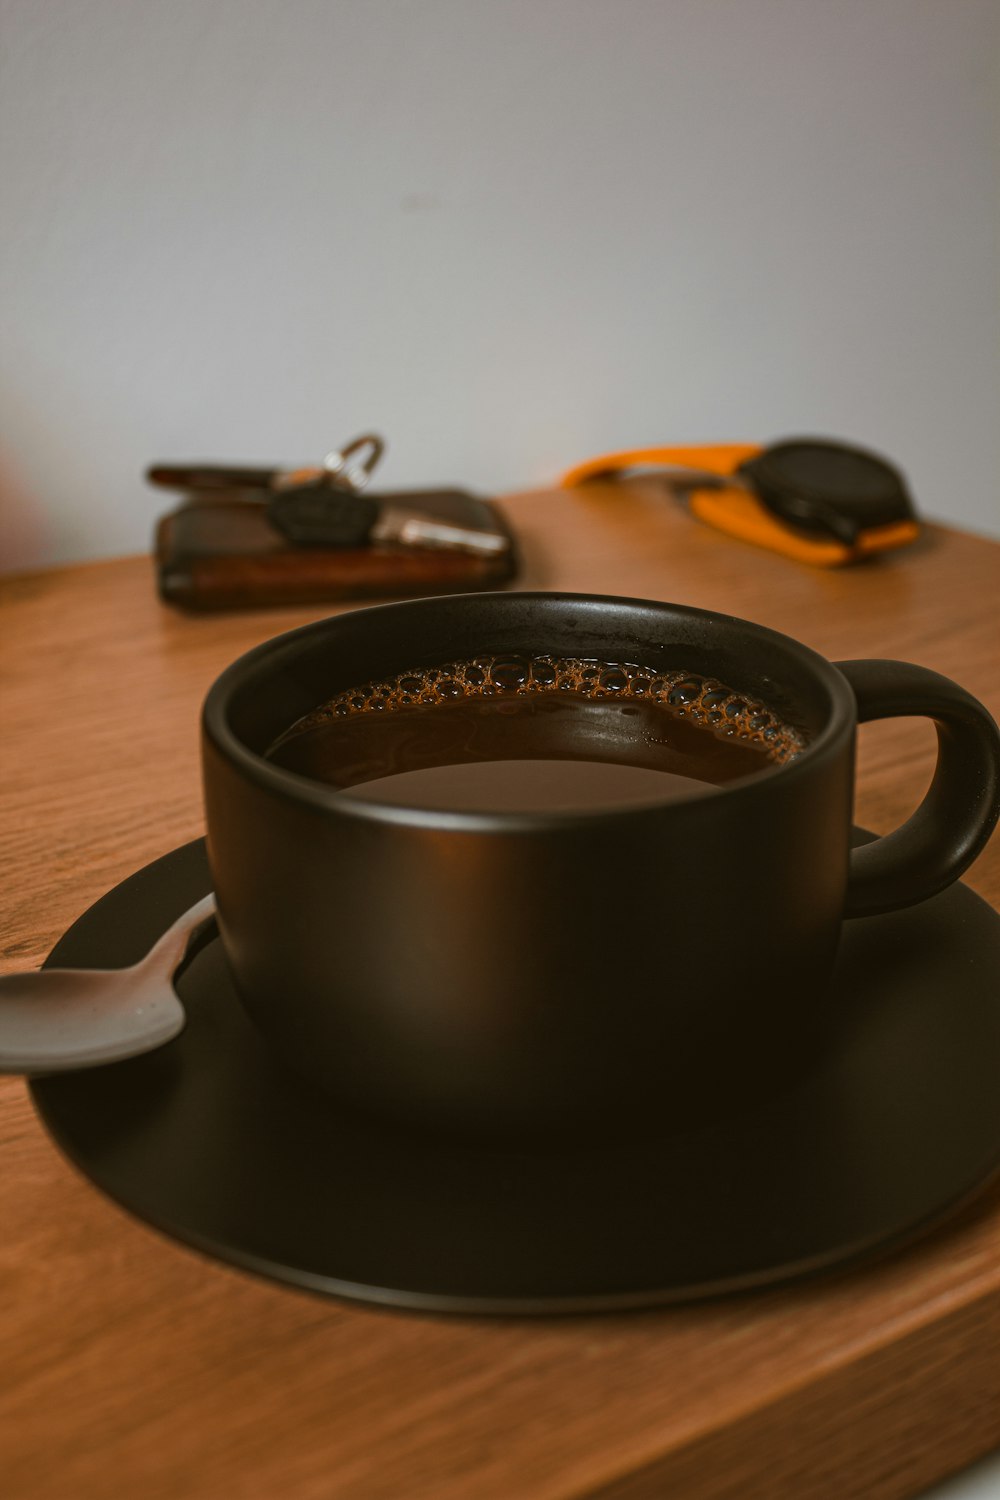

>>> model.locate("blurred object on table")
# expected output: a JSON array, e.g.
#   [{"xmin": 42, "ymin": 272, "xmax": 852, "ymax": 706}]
[
  {"xmin": 150, "ymin": 434, "xmax": 517, "ymax": 612},
  {"xmin": 562, "ymin": 437, "xmax": 921, "ymax": 566}
]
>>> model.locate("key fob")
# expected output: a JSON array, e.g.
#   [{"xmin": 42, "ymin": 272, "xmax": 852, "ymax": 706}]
[{"xmin": 266, "ymin": 480, "xmax": 380, "ymax": 547}]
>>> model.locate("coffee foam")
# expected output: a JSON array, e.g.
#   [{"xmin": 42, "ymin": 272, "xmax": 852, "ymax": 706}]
[{"xmin": 274, "ymin": 655, "xmax": 808, "ymax": 764}]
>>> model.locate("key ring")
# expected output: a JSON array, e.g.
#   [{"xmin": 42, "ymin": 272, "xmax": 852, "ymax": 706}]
[
  {"xmin": 270, "ymin": 433, "xmax": 387, "ymax": 494},
  {"xmin": 321, "ymin": 433, "xmax": 385, "ymax": 492}
]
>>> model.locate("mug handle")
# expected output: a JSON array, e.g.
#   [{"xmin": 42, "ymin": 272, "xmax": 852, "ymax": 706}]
[{"xmin": 835, "ymin": 660, "xmax": 1000, "ymax": 919}]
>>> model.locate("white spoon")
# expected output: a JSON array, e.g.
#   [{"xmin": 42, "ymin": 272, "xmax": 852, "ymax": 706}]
[{"xmin": 0, "ymin": 895, "xmax": 216, "ymax": 1074}]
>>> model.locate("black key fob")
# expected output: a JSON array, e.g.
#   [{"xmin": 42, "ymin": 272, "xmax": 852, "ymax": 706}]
[{"xmin": 267, "ymin": 480, "xmax": 380, "ymax": 547}]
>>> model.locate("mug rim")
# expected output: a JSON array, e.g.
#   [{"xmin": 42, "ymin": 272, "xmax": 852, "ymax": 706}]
[{"xmin": 201, "ymin": 591, "xmax": 857, "ymax": 832}]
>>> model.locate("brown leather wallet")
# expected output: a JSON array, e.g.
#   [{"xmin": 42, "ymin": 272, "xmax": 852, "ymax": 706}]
[{"xmin": 154, "ymin": 487, "xmax": 518, "ymax": 612}]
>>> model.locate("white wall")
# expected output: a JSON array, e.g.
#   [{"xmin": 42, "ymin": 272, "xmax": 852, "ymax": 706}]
[{"xmin": 1, "ymin": 0, "xmax": 998, "ymax": 573}]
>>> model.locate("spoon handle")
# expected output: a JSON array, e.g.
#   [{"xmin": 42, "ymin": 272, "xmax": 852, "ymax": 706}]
[
  {"xmin": 138, "ymin": 894, "xmax": 217, "ymax": 974},
  {"xmin": 0, "ymin": 894, "xmax": 217, "ymax": 1075}
]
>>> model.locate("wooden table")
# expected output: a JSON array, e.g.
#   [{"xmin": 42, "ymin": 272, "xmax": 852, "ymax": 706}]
[{"xmin": 2, "ymin": 483, "xmax": 999, "ymax": 1500}]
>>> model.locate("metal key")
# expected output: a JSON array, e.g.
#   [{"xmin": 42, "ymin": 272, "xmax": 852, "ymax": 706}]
[
  {"xmin": 267, "ymin": 483, "xmax": 507, "ymax": 556},
  {"xmin": 268, "ymin": 437, "xmax": 507, "ymax": 556}
]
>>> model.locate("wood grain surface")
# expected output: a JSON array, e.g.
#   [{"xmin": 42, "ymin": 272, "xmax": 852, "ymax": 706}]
[{"xmin": 2, "ymin": 482, "xmax": 999, "ymax": 1500}]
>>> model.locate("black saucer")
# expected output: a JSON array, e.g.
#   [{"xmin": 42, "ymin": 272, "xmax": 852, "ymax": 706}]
[{"xmin": 30, "ymin": 838, "xmax": 1000, "ymax": 1314}]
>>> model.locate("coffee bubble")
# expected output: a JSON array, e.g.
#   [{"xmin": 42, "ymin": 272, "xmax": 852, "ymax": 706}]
[{"xmin": 272, "ymin": 655, "xmax": 807, "ymax": 764}]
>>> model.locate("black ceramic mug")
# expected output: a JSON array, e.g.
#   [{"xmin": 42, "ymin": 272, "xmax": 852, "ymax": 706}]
[{"xmin": 202, "ymin": 592, "xmax": 1000, "ymax": 1138}]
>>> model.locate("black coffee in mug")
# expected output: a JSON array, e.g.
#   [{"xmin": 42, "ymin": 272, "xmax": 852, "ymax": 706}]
[{"xmin": 267, "ymin": 654, "xmax": 808, "ymax": 813}]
